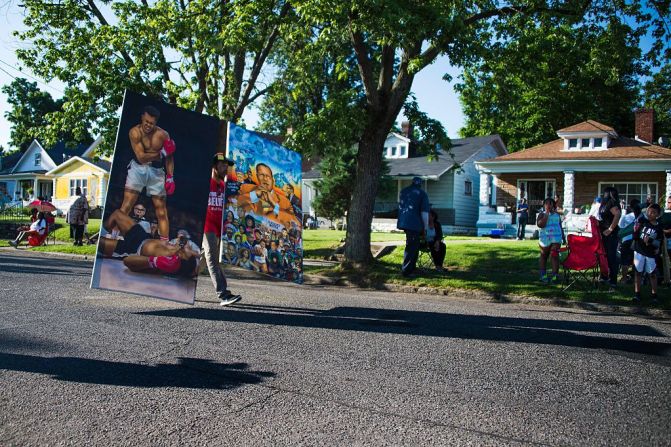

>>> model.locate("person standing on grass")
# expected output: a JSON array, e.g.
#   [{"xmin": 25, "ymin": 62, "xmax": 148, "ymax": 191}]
[
  {"xmin": 397, "ymin": 177, "xmax": 430, "ymax": 277},
  {"xmin": 598, "ymin": 187, "xmax": 622, "ymax": 287},
  {"xmin": 516, "ymin": 198, "xmax": 529, "ymax": 240},
  {"xmin": 536, "ymin": 197, "xmax": 564, "ymax": 284},
  {"xmin": 68, "ymin": 187, "xmax": 89, "ymax": 246},
  {"xmin": 632, "ymin": 203, "xmax": 663, "ymax": 304}
]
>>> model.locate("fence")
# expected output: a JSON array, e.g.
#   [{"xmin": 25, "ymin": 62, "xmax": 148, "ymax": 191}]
[{"xmin": 0, "ymin": 203, "xmax": 29, "ymax": 222}]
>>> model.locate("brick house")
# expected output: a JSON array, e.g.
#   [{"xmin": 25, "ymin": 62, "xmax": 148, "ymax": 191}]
[{"xmin": 474, "ymin": 110, "xmax": 671, "ymax": 236}]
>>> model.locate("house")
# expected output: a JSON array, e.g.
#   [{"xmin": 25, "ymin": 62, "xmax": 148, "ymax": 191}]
[
  {"xmin": 302, "ymin": 122, "xmax": 508, "ymax": 234},
  {"xmin": 46, "ymin": 136, "xmax": 111, "ymax": 212},
  {"xmin": 475, "ymin": 109, "xmax": 671, "ymax": 237},
  {"xmin": 0, "ymin": 137, "xmax": 110, "ymax": 214},
  {"xmin": 0, "ymin": 140, "xmax": 64, "ymax": 202}
]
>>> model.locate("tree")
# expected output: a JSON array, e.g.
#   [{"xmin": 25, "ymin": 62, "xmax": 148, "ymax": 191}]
[
  {"xmin": 2, "ymin": 78, "xmax": 92, "ymax": 152},
  {"xmin": 14, "ymin": 0, "xmax": 292, "ymax": 152},
  {"xmin": 277, "ymin": 1, "xmax": 668, "ymax": 264},
  {"xmin": 643, "ymin": 63, "xmax": 671, "ymax": 140},
  {"xmin": 456, "ymin": 20, "xmax": 644, "ymax": 152}
]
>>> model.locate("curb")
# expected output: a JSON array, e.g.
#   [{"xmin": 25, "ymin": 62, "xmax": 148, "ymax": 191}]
[{"xmin": 3, "ymin": 247, "xmax": 669, "ymax": 319}]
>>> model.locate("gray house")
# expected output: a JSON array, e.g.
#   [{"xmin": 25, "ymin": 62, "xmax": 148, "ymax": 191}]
[{"xmin": 302, "ymin": 127, "xmax": 508, "ymax": 234}]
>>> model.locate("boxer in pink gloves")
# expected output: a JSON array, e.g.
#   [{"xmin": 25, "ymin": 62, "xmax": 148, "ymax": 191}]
[{"xmin": 119, "ymin": 105, "xmax": 176, "ymax": 241}]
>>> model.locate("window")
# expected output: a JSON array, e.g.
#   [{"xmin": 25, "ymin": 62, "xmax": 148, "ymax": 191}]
[
  {"xmin": 464, "ymin": 180, "xmax": 472, "ymax": 196},
  {"xmin": 599, "ymin": 182, "xmax": 657, "ymax": 206},
  {"xmin": 391, "ymin": 146, "xmax": 397, "ymax": 156},
  {"xmin": 34, "ymin": 153, "xmax": 41, "ymax": 166},
  {"xmin": 594, "ymin": 137, "xmax": 603, "ymax": 148},
  {"xmin": 399, "ymin": 145, "xmax": 406, "ymax": 156},
  {"xmin": 581, "ymin": 138, "xmax": 590, "ymax": 149},
  {"xmin": 569, "ymin": 139, "xmax": 578, "ymax": 148},
  {"xmin": 69, "ymin": 178, "xmax": 88, "ymax": 197}
]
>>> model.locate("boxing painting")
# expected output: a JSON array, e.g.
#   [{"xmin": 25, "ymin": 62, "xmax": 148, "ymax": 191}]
[
  {"xmin": 219, "ymin": 123, "xmax": 304, "ymax": 284},
  {"xmin": 90, "ymin": 90, "xmax": 219, "ymax": 304}
]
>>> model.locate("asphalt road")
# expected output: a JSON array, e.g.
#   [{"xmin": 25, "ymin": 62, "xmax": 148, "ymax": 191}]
[{"xmin": 1, "ymin": 251, "xmax": 670, "ymax": 446}]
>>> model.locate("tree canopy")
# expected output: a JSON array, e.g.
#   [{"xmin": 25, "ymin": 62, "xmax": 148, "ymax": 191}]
[
  {"xmin": 643, "ymin": 63, "xmax": 671, "ymax": 140},
  {"xmin": 456, "ymin": 19, "xmax": 646, "ymax": 151},
  {"xmin": 2, "ymin": 78, "xmax": 92, "ymax": 153},
  {"xmin": 14, "ymin": 0, "xmax": 292, "ymax": 152}
]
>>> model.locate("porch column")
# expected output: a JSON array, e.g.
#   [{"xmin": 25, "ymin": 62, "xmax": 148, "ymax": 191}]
[
  {"xmin": 52, "ymin": 178, "xmax": 56, "ymax": 202},
  {"xmin": 666, "ymin": 170, "xmax": 671, "ymax": 203},
  {"xmin": 32, "ymin": 178, "xmax": 38, "ymax": 200},
  {"xmin": 479, "ymin": 173, "xmax": 490, "ymax": 206},
  {"xmin": 491, "ymin": 174, "xmax": 498, "ymax": 206},
  {"xmin": 563, "ymin": 170, "xmax": 575, "ymax": 213},
  {"xmin": 98, "ymin": 176, "xmax": 105, "ymax": 206}
]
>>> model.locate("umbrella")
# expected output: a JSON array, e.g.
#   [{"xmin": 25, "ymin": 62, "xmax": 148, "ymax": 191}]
[{"xmin": 27, "ymin": 200, "xmax": 57, "ymax": 213}]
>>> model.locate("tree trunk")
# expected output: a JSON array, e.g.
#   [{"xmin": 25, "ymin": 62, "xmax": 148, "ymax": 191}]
[{"xmin": 343, "ymin": 125, "xmax": 389, "ymax": 264}]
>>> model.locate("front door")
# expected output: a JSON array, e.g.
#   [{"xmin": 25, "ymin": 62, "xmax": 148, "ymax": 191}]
[{"xmin": 519, "ymin": 180, "xmax": 555, "ymax": 223}]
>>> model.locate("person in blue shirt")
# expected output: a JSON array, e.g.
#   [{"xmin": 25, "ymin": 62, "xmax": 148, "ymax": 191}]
[{"xmin": 397, "ymin": 177, "xmax": 430, "ymax": 277}]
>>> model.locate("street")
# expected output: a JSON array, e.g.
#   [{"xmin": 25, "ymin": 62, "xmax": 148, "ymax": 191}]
[{"xmin": 1, "ymin": 251, "xmax": 670, "ymax": 446}]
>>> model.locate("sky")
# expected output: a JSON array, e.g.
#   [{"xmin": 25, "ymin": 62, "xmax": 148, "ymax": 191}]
[{"xmin": 0, "ymin": 4, "xmax": 465, "ymax": 152}]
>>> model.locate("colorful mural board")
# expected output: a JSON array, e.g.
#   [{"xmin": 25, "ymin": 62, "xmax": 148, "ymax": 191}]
[
  {"xmin": 220, "ymin": 123, "xmax": 303, "ymax": 283},
  {"xmin": 90, "ymin": 90, "xmax": 219, "ymax": 304}
]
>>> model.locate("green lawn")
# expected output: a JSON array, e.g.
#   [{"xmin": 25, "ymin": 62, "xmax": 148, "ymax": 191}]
[{"xmin": 3, "ymin": 227, "xmax": 669, "ymax": 308}]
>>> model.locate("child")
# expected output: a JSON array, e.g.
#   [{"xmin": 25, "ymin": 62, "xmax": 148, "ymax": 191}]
[
  {"xmin": 536, "ymin": 197, "xmax": 564, "ymax": 283},
  {"xmin": 632, "ymin": 203, "xmax": 663, "ymax": 303}
]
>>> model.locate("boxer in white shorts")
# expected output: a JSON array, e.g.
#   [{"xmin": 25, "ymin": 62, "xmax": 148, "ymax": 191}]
[{"xmin": 119, "ymin": 105, "xmax": 176, "ymax": 240}]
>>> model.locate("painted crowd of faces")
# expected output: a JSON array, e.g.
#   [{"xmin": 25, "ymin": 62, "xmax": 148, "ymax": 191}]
[{"xmin": 220, "ymin": 210, "xmax": 304, "ymax": 284}]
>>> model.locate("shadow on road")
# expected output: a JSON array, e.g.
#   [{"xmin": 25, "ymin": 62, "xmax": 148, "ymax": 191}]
[
  {"xmin": 138, "ymin": 304, "xmax": 671, "ymax": 358},
  {"xmin": 0, "ymin": 254, "xmax": 91, "ymax": 277},
  {"xmin": 0, "ymin": 353, "xmax": 275, "ymax": 390}
]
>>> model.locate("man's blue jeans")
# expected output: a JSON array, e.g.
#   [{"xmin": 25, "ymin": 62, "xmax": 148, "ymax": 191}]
[{"xmin": 402, "ymin": 230, "xmax": 421, "ymax": 276}]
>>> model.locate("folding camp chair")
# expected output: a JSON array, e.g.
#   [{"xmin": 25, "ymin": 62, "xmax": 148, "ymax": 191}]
[
  {"xmin": 416, "ymin": 241, "xmax": 434, "ymax": 270},
  {"xmin": 561, "ymin": 216, "xmax": 608, "ymax": 292}
]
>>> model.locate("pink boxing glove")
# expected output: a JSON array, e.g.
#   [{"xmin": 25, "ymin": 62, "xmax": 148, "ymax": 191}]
[
  {"xmin": 161, "ymin": 138, "xmax": 176, "ymax": 157},
  {"xmin": 148, "ymin": 255, "xmax": 181, "ymax": 274},
  {"xmin": 165, "ymin": 174, "xmax": 175, "ymax": 195}
]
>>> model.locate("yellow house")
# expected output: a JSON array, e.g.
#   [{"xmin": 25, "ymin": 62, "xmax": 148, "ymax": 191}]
[{"xmin": 46, "ymin": 137, "xmax": 111, "ymax": 213}]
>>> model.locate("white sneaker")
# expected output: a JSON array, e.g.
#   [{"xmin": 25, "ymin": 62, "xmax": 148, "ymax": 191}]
[{"xmin": 220, "ymin": 294, "xmax": 242, "ymax": 306}]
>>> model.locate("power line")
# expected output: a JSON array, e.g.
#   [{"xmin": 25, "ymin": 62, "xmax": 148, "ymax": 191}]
[{"xmin": 0, "ymin": 57, "xmax": 65, "ymax": 95}]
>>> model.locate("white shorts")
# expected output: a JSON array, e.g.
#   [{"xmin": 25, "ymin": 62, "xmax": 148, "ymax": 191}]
[
  {"xmin": 125, "ymin": 160, "xmax": 166, "ymax": 197},
  {"xmin": 634, "ymin": 252, "xmax": 657, "ymax": 274}
]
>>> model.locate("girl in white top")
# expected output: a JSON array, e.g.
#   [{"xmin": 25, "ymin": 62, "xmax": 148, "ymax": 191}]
[
  {"xmin": 9, "ymin": 212, "xmax": 47, "ymax": 248},
  {"xmin": 536, "ymin": 198, "xmax": 564, "ymax": 283}
]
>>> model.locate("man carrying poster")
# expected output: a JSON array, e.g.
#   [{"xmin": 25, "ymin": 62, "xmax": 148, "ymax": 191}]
[
  {"xmin": 120, "ymin": 105, "xmax": 176, "ymax": 240},
  {"xmin": 204, "ymin": 152, "xmax": 242, "ymax": 306}
]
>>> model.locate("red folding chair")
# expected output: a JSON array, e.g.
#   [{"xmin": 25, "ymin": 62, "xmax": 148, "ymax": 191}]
[{"xmin": 561, "ymin": 216, "xmax": 608, "ymax": 291}]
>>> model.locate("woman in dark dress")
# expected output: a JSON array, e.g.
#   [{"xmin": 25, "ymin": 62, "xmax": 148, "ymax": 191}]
[{"xmin": 599, "ymin": 186, "xmax": 622, "ymax": 287}]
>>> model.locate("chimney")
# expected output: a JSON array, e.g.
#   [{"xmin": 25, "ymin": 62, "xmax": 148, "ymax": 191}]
[
  {"xmin": 401, "ymin": 121, "xmax": 413, "ymax": 139},
  {"xmin": 635, "ymin": 108, "xmax": 654, "ymax": 144}
]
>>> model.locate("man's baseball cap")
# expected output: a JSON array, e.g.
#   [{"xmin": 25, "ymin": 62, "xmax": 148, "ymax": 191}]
[
  {"xmin": 412, "ymin": 176, "xmax": 422, "ymax": 186},
  {"xmin": 213, "ymin": 152, "xmax": 235, "ymax": 165}
]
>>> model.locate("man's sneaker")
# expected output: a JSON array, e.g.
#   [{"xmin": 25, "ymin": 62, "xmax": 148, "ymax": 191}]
[
  {"xmin": 540, "ymin": 275, "xmax": 549, "ymax": 284},
  {"xmin": 220, "ymin": 294, "xmax": 242, "ymax": 306},
  {"xmin": 632, "ymin": 293, "xmax": 641, "ymax": 304},
  {"xmin": 651, "ymin": 294, "xmax": 659, "ymax": 305},
  {"xmin": 550, "ymin": 274, "xmax": 559, "ymax": 284}
]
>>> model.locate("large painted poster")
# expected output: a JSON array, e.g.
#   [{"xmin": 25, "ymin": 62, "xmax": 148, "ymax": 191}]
[
  {"xmin": 91, "ymin": 90, "xmax": 219, "ymax": 304},
  {"xmin": 220, "ymin": 123, "xmax": 303, "ymax": 283}
]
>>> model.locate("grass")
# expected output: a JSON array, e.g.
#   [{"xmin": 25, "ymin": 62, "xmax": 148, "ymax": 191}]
[{"xmin": 3, "ymin": 227, "xmax": 669, "ymax": 308}]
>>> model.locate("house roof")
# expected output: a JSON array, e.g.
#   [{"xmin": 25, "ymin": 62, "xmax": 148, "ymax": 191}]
[
  {"xmin": 557, "ymin": 120, "xmax": 616, "ymax": 134},
  {"xmin": 303, "ymin": 134, "xmax": 505, "ymax": 180},
  {"xmin": 387, "ymin": 135, "xmax": 505, "ymax": 178},
  {"xmin": 485, "ymin": 136, "xmax": 671, "ymax": 162},
  {"xmin": 0, "ymin": 140, "xmax": 90, "ymax": 174},
  {"xmin": 0, "ymin": 151, "xmax": 23, "ymax": 175},
  {"xmin": 45, "ymin": 155, "xmax": 111, "ymax": 175}
]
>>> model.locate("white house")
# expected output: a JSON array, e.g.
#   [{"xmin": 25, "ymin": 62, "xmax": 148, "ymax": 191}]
[{"xmin": 302, "ymin": 124, "xmax": 508, "ymax": 234}]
